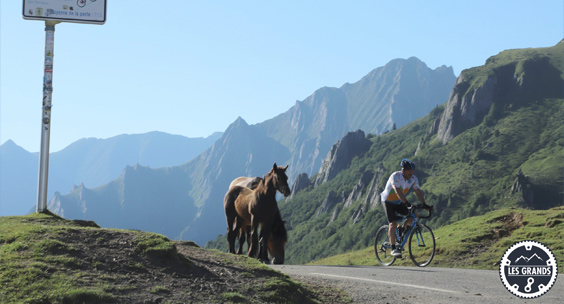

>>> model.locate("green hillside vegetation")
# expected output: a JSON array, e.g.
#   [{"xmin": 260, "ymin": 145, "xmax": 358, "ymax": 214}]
[
  {"xmin": 284, "ymin": 43, "xmax": 564, "ymax": 264},
  {"xmin": 206, "ymin": 42, "xmax": 563, "ymax": 265},
  {"xmin": 309, "ymin": 207, "xmax": 564, "ymax": 269},
  {"xmin": 0, "ymin": 213, "xmax": 346, "ymax": 303},
  {"xmin": 277, "ymin": 97, "xmax": 562, "ymax": 264}
]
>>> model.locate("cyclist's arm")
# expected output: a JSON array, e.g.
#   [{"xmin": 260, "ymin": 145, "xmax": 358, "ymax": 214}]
[
  {"xmin": 393, "ymin": 185, "xmax": 409, "ymax": 204},
  {"xmin": 414, "ymin": 188, "xmax": 426, "ymax": 205}
]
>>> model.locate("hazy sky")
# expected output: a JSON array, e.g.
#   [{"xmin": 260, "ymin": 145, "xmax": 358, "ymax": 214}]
[{"xmin": 1, "ymin": 1, "xmax": 562, "ymax": 152}]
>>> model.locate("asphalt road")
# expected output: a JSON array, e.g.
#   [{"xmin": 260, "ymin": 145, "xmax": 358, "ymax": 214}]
[{"xmin": 270, "ymin": 264, "xmax": 563, "ymax": 303}]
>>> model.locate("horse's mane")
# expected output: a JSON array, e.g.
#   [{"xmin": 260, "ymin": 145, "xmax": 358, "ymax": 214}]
[{"xmin": 255, "ymin": 169, "xmax": 277, "ymax": 195}]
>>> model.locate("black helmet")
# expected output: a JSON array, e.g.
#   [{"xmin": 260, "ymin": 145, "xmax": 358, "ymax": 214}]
[{"xmin": 401, "ymin": 159, "xmax": 415, "ymax": 170}]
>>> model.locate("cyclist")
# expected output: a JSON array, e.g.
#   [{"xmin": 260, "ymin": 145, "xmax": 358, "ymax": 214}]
[{"xmin": 380, "ymin": 159, "xmax": 429, "ymax": 257}]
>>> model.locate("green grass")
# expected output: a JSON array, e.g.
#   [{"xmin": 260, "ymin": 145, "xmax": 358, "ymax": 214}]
[
  {"xmin": 0, "ymin": 213, "xmax": 115, "ymax": 303},
  {"xmin": 256, "ymin": 276, "xmax": 321, "ymax": 304},
  {"xmin": 134, "ymin": 232, "xmax": 178, "ymax": 259},
  {"xmin": 222, "ymin": 292, "xmax": 247, "ymax": 303},
  {"xmin": 308, "ymin": 207, "xmax": 564, "ymax": 269},
  {"xmin": 1, "ymin": 212, "xmax": 340, "ymax": 303}
]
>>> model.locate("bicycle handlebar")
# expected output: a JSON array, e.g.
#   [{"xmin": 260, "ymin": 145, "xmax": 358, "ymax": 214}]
[{"xmin": 408, "ymin": 204, "xmax": 433, "ymax": 219}]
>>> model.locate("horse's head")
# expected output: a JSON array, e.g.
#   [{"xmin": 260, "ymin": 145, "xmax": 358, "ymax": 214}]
[
  {"xmin": 270, "ymin": 163, "xmax": 291, "ymax": 197},
  {"xmin": 268, "ymin": 216, "xmax": 287, "ymax": 264}
]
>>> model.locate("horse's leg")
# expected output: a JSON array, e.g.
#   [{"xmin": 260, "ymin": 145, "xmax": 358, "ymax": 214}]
[
  {"xmin": 226, "ymin": 215, "xmax": 239, "ymax": 254},
  {"xmin": 236, "ymin": 226, "xmax": 246, "ymax": 255},
  {"xmin": 248, "ymin": 216, "xmax": 259, "ymax": 258},
  {"xmin": 246, "ymin": 226, "xmax": 251, "ymax": 254},
  {"xmin": 259, "ymin": 224, "xmax": 272, "ymax": 263}
]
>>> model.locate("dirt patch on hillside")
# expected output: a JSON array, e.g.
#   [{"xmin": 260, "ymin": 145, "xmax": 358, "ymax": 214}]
[
  {"xmin": 448, "ymin": 212, "xmax": 524, "ymax": 267},
  {"xmin": 14, "ymin": 216, "xmax": 351, "ymax": 303},
  {"xmin": 489, "ymin": 212, "xmax": 524, "ymax": 238}
]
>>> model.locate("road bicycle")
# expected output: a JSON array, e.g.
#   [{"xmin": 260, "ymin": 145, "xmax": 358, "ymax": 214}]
[{"xmin": 374, "ymin": 204, "xmax": 435, "ymax": 267}]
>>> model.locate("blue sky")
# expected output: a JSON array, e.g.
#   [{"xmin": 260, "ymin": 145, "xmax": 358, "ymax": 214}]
[{"xmin": 1, "ymin": 1, "xmax": 563, "ymax": 152}]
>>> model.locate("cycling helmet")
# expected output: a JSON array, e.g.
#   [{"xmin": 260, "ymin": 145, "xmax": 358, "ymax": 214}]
[{"xmin": 401, "ymin": 159, "xmax": 415, "ymax": 171}]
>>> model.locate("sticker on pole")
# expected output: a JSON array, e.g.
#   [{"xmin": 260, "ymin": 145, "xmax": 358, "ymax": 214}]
[
  {"xmin": 499, "ymin": 240, "xmax": 558, "ymax": 299},
  {"xmin": 23, "ymin": 0, "xmax": 106, "ymax": 24}
]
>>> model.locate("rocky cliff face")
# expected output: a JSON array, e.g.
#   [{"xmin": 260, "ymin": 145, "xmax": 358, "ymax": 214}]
[
  {"xmin": 436, "ymin": 44, "xmax": 563, "ymax": 143},
  {"xmin": 260, "ymin": 57, "xmax": 455, "ymax": 178},
  {"xmin": 511, "ymin": 169, "xmax": 534, "ymax": 206},
  {"xmin": 311, "ymin": 161, "xmax": 387, "ymax": 224},
  {"xmin": 288, "ymin": 173, "xmax": 312, "ymax": 200},
  {"xmin": 344, "ymin": 171, "xmax": 374, "ymax": 208},
  {"xmin": 436, "ymin": 74, "xmax": 496, "ymax": 143},
  {"xmin": 315, "ymin": 191, "xmax": 341, "ymax": 217},
  {"xmin": 287, "ymin": 87, "xmax": 350, "ymax": 179},
  {"xmin": 343, "ymin": 57, "xmax": 455, "ymax": 135},
  {"xmin": 48, "ymin": 164, "xmax": 198, "ymax": 239},
  {"xmin": 314, "ymin": 130, "xmax": 371, "ymax": 186}
]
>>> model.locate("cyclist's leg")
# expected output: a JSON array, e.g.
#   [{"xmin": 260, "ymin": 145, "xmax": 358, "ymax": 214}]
[
  {"xmin": 382, "ymin": 200, "xmax": 404, "ymax": 257},
  {"xmin": 388, "ymin": 220, "xmax": 397, "ymax": 246},
  {"xmin": 397, "ymin": 203, "xmax": 412, "ymax": 230},
  {"xmin": 381, "ymin": 200, "xmax": 398, "ymax": 245}
]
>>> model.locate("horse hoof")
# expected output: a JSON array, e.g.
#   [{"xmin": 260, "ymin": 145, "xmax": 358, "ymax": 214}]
[{"xmin": 258, "ymin": 258, "xmax": 269, "ymax": 264}]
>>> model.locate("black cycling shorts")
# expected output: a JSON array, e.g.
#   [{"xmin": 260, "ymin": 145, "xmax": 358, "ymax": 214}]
[{"xmin": 381, "ymin": 200, "xmax": 409, "ymax": 223}]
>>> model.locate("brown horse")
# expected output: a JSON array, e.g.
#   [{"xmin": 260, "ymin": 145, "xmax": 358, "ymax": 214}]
[
  {"xmin": 224, "ymin": 164, "xmax": 291, "ymax": 263},
  {"xmin": 228, "ymin": 176, "xmax": 265, "ymax": 255}
]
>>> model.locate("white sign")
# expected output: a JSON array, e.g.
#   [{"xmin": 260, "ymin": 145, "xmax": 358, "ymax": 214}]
[{"xmin": 23, "ymin": 0, "xmax": 106, "ymax": 24}]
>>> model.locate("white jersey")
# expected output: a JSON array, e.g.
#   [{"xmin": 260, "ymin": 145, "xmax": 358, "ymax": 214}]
[{"xmin": 380, "ymin": 171, "xmax": 420, "ymax": 203}]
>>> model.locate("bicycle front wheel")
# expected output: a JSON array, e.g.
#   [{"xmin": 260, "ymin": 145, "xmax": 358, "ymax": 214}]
[
  {"xmin": 374, "ymin": 225, "xmax": 396, "ymax": 266},
  {"xmin": 408, "ymin": 223, "xmax": 435, "ymax": 267}
]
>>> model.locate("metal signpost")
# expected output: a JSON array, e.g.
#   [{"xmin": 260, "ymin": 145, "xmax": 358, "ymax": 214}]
[{"xmin": 23, "ymin": 0, "xmax": 107, "ymax": 213}]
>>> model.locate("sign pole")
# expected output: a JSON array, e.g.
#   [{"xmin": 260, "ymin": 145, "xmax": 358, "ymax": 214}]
[
  {"xmin": 23, "ymin": 0, "xmax": 107, "ymax": 213},
  {"xmin": 36, "ymin": 20, "xmax": 59, "ymax": 213}
]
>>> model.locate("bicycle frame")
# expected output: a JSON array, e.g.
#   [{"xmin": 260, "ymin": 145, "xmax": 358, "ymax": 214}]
[
  {"xmin": 383, "ymin": 205, "xmax": 431, "ymax": 251},
  {"xmin": 375, "ymin": 204, "xmax": 435, "ymax": 266},
  {"xmin": 395, "ymin": 213, "xmax": 419, "ymax": 249}
]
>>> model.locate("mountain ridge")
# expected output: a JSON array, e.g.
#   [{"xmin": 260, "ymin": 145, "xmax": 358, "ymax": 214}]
[{"xmin": 0, "ymin": 131, "xmax": 221, "ymax": 216}]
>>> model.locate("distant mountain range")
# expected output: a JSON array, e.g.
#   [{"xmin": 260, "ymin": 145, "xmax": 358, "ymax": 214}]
[
  {"xmin": 44, "ymin": 57, "xmax": 456, "ymax": 245},
  {"xmin": 0, "ymin": 132, "xmax": 222, "ymax": 216}
]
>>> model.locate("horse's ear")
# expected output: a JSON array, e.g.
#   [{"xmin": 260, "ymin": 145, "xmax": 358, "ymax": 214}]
[
  {"xmin": 273, "ymin": 163, "xmax": 278, "ymax": 172},
  {"xmin": 282, "ymin": 165, "xmax": 289, "ymax": 172}
]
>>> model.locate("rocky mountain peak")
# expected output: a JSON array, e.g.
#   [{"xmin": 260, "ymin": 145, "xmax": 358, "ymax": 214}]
[
  {"xmin": 314, "ymin": 130, "xmax": 371, "ymax": 187},
  {"xmin": 288, "ymin": 173, "xmax": 312, "ymax": 200},
  {"xmin": 435, "ymin": 42, "xmax": 563, "ymax": 143}
]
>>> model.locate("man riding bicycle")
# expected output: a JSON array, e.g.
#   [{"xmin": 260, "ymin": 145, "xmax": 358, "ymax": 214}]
[{"xmin": 380, "ymin": 159, "xmax": 430, "ymax": 257}]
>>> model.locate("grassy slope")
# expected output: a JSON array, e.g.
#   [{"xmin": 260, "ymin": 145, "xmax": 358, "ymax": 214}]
[
  {"xmin": 309, "ymin": 206, "xmax": 564, "ymax": 269},
  {"xmin": 0, "ymin": 213, "xmax": 114, "ymax": 303},
  {"xmin": 0, "ymin": 213, "xmax": 345, "ymax": 304},
  {"xmin": 208, "ymin": 95, "xmax": 563, "ymax": 264}
]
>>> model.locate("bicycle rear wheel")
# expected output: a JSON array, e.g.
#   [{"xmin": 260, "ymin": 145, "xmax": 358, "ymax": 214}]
[
  {"xmin": 374, "ymin": 225, "xmax": 396, "ymax": 266},
  {"xmin": 408, "ymin": 223, "xmax": 435, "ymax": 267}
]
